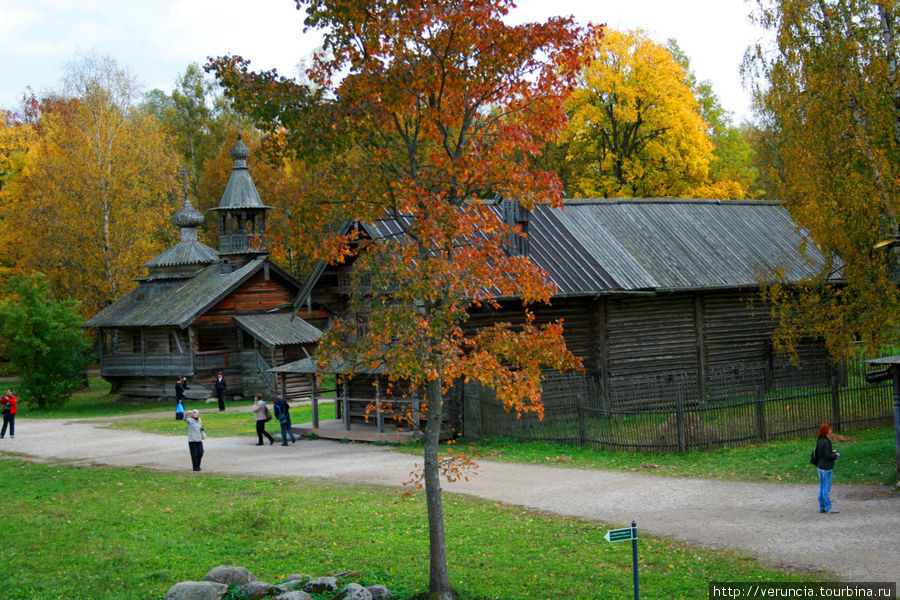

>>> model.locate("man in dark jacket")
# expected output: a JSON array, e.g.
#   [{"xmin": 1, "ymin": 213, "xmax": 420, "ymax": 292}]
[
  {"xmin": 214, "ymin": 372, "xmax": 227, "ymax": 412},
  {"xmin": 272, "ymin": 395, "xmax": 296, "ymax": 446},
  {"xmin": 174, "ymin": 377, "xmax": 187, "ymax": 420}
]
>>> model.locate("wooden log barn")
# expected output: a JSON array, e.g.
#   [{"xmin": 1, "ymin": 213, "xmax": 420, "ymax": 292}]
[
  {"xmin": 84, "ymin": 137, "xmax": 321, "ymax": 401},
  {"xmin": 285, "ymin": 198, "xmax": 837, "ymax": 436}
]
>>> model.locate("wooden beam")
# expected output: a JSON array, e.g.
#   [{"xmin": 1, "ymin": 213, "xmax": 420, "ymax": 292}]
[
  {"xmin": 342, "ymin": 377, "xmax": 350, "ymax": 431},
  {"xmin": 312, "ymin": 376, "xmax": 319, "ymax": 429},
  {"xmin": 597, "ymin": 298, "xmax": 610, "ymax": 412},
  {"xmin": 694, "ymin": 294, "xmax": 707, "ymax": 403}
]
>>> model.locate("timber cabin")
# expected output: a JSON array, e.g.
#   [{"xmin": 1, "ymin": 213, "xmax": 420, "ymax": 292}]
[
  {"xmin": 84, "ymin": 138, "xmax": 321, "ymax": 401},
  {"xmin": 288, "ymin": 198, "xmax": 836, "ymax": 430}
]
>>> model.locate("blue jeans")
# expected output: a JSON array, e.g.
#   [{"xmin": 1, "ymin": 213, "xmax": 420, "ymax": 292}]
[
  {"xmin": 817, "ymin": 467, "xmax": 833, "ymax": 512},
  {"xmin": 279, "ymin": 419, "xmax": 295, "ymax": 444}
]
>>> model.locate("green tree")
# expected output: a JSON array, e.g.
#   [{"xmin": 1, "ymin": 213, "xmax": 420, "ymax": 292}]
[
  {"xmin": 745, "ymin": 0, "xmax": 900, "ymax": 357},
  {"xmin": 210, "ymin": 2, "xmax": 587, "ymax": 597},
  {"xmin": 146, "ymin": 63, "xmax": 239, "ymax": 201},
  {"xmin": 0, "ymin": 273, "xmax": 93, "ymax": 408}
]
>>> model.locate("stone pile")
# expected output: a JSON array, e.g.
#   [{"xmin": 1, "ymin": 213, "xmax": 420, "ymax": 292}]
[{"xmin": 165, "ymin": 565, "xmax": 391, "ymax": 600}]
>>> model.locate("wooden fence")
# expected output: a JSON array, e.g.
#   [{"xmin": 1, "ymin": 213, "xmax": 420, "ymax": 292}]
[{"xmin": 462, "ymin": 355, "xmax": 895, "ymax": 452}]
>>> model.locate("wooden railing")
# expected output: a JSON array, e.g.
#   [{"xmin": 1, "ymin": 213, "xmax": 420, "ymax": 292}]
[
  {"xmin": 218, "ymin": 233, "xmax": 265, "ymax": 254},
  {"xmin": 194, "ymin": 351, "xmax": 242, "ymax": 372},
  {"xmin": 100, "ymin": 353, "xmax": 193, "ymax": 377},
  {"xmin": 241, "ymin": 349, "xmax": 276, "ymax": 396}
]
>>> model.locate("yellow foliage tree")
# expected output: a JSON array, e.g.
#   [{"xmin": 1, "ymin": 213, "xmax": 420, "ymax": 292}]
[
  {"xmin": 0, "ymin": 104, "xmax": 39, "ymax": 279},
  {"xmin": 746, "ymin": 0, "xmax": 900, "ymax": 356},
  {"xmin": 0, "ymin": 56, "xmax": 179, "ymax": 316},
  {"xmin": 563, "ymin": 29, "xmax": 744, "ymax": 199}
]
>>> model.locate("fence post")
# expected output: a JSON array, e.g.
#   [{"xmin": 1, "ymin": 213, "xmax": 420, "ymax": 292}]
[
  {"xmin": 676, "ymin": 391, "xmax": 686, "ymax": 453},
  {"xmin": 311, "ymin": 376, "xmax": 320, "ymax": 429},
  {"xmin": 343, "ymin": 377, "xmax": 351, "ymax": 431},
  {"xmin": 577, "ymin": 393, "xmax": 587, "ymax": 447},
  {"xmin": 376, "ymin": 379, "xmax": 384, "ymax": 433},
  {"xmin": 755, "ymin": 385, "xmax": 767, "ymax": 442},
  {"xmin": 831, "ymin": 370, "xmax": 842, "ymax": 433}
]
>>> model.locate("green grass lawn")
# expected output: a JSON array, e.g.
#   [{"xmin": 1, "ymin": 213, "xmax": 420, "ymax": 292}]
[
  {"xmin": 18, "ymin": 378, "xmax": 337, "ymax": 438},
  {"xmin": 107, "ymin": 403, "xmax": 337, "ymax": 438},
  {"xmin": 395, "ymin": 427, "xmax": 898, "ymax": 487},
  {"xmin": 1, "ymin": 460, "xmax": 827, "ymax": 600}
]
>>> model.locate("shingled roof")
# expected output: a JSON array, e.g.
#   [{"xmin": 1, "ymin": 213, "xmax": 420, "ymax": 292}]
[
  {"xmin": 234, "ymin": 312, "xmax": 322, "ymax": 346},
  {"xmin": 85, "ymin": 258, "xmax": 295, "ymax": 329}
]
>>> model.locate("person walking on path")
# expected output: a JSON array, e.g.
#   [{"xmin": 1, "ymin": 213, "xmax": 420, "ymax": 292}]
[
  {"xmin": 184, "ymin": 409, "xmax": 205, "ymax": 471},
  {"xmin": 272, "ymin": 394, "xmax": 296, "ymax": 446},
  {"xmin": 174, "ymin": 377, "xmax": 187, "ymax": 420},
  {"xmin": 214, "ymin": 372, "xmax": 227, "ymax": 412},
  {"xmin": 253, "ymin": 394, "xmax": 274, "ymax": 446},
  {"xmin": 814, "ymin": 423, "xmax": 841, "ymax": 514},
  {"xmin": 1, "ymin": 388, "xmax": 17, "ymax": 439}
]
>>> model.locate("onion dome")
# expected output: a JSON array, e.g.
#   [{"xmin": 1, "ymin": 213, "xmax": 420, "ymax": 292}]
[{"xmin": 172, "ymin": 196, "xmax": 205, "ymax": 228}]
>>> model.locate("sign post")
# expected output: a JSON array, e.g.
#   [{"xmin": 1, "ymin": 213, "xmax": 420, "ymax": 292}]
[{"xmin": 605, "ymin": 520, "xmax": 639, "ymax": 600}]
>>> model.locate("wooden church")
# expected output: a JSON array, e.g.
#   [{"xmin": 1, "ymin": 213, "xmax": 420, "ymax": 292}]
[{"xmin": 85, "ymin": 137, "xmax": 321, "ymax": 401}]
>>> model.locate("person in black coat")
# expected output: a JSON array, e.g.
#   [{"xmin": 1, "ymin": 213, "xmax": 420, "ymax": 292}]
[
  {"xmin": 214, "ymin": 372, "xmax": 227, "ymax": 412},
  {"xmin": 814, "ymin": 423, "xmax": 841, "ymax": 514},
  {"xmin": 174, "ymin": 377, "xmax": 187, "ymax": 420},
  {"xmin": 272, "ymin": 394, "xmax": 296, "ymax": 446}
]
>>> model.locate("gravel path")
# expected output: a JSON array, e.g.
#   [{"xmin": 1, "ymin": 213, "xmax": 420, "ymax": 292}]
[{"xmin": 5, "ymin": 415, "xmax": 899, "ymax": 588}]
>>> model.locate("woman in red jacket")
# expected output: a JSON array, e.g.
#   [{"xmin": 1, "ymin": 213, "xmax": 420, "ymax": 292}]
[{"xmin": 1, "ymin": 388, "xmax": 17, "ymax": 439}]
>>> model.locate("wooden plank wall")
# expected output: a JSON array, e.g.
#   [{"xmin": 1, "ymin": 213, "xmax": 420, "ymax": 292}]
[
  {"xmin": 466, "ymin": 297, "xmax": 598, "ymax": 372},
  {"xmin": 703, "ymin": 290, "xmax": 774, "ymax": 366},
  {"xmin": 274, "ymin": 346, "xmax": 316, "ymax": 399},
  {"xmin": 605, "ymin": 294, "xmax": 699, "ymax": 380},
  {"xmin": 190, "ymin": 270, "xmax": 301, "ymax": 396}
]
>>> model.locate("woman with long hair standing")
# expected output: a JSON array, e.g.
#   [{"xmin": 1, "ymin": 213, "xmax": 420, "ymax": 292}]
[{"xmin": 815, "ymin": 423, "xmax": 841, "ymax": 514}]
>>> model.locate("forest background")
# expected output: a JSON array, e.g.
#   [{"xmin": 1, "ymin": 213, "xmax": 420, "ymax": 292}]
[{"xmin": 0, "ymin": 0, "xmax": 898, "ymax": 368}]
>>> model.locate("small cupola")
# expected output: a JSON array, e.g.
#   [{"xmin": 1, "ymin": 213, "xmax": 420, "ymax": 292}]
[
  {"xmin": 172, "ymin": 193, "xmax": 205, "ymax": 242},
  {"xmin": 141, "ymin": 168, "xmax": 219, "ymax": 279},
  {"xmin": 211, "ymin": 135, "xmax": 274, "ymax": 269}
]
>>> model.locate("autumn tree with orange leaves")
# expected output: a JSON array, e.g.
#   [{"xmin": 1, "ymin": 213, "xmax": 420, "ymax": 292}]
[{"xmin": 210, "ymin": 1, "xmax": 589, "ymax": 597}]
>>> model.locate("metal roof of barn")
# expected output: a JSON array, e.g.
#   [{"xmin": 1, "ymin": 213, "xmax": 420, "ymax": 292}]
[
  {"xmin": 234, "ymin": 312, "xmax": 322, "ymax": 347},
  {"xmin": 540, "ymin": 199, "xmax": 833, "ymax": 293},
  {"xmin": 364, "ymin": 199, "xmax": 833, "ymax": 295}
]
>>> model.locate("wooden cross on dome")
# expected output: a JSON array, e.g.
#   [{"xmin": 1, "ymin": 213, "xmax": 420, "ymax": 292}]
[{"xmin": 176, "ymin": 166, "xmax": 195, "ymax": 198}]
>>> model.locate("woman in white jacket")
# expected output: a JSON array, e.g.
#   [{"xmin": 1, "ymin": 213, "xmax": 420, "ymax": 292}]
[{"xmin": 185, "ymin": 409, "xmax": 205, "ymax": 471}]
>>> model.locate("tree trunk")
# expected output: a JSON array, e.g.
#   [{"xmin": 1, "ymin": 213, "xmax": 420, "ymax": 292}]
[{"xmin": 424, "ymin": 377, "xmax": 454, "ymax": 600}]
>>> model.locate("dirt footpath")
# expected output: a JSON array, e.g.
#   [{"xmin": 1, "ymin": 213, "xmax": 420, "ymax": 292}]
[{"xmin": 4, "ymin": 416, "xmax": 899, "ymax": 588}]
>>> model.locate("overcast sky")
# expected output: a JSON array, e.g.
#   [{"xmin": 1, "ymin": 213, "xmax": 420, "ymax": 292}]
[{"xmin": 0, "ymin": 0, "xmax": 768, "ymax": 122}]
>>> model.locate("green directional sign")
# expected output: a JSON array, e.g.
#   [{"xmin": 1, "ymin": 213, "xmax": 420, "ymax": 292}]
[{"xmin": 604, "ymin": 527, "xmax": 635, "ymax": 543}]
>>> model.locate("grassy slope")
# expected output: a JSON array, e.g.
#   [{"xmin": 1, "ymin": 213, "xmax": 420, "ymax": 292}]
[
  {"xmin": 421, "ymin": 428, "xmax": 897, "ymax": 486},
  {"xmin": 2, "ymin": 378, "xmax": 887, "ymax": 598},
  {"xmin": 2, "ymin": 460, "xmax": 823, "ymax": 600}
]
